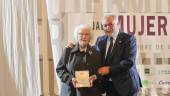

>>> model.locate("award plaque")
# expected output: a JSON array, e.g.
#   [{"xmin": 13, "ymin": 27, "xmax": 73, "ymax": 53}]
[{"xmin": 75, "ymin": 70, "xmax": 90, "ymax": 88}]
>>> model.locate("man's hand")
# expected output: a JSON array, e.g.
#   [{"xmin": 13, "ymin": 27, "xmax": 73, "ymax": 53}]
[
  {"xmin": 66, "ymin": 42, "xmax": 75, "ymax": 48},
  {"xmin": 98, "ymin": 66, "xmax": 110, "ymax": 75}
]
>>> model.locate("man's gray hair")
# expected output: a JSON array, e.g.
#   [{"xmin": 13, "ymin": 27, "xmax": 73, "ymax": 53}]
[
  {"xmin": 73, "ymin": 24, "xmax": 93, "ymax": 42},
  {"xmin": 103, "ymin": 14, "xmax": 120, "ymax": 32}
]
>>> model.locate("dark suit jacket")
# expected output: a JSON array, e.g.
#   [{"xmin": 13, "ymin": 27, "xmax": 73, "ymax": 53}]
[
  {"xmin": 95, "ymin": 32, "xmax": 142, "ymax": 96},
  {"xmin": 56, "ymin": 43, "xmax": 102, "ymax": 96}
]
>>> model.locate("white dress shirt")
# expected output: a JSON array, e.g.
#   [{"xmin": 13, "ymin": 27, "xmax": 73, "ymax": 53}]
[{"xmin": 105, "ymin": 32, "xmax": 119, "ymax": 59}]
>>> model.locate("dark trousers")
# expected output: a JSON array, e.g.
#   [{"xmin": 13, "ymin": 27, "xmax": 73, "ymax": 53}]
[
  {"xmin": 103, "ymin": 81, "xmax": 119, "ymax": 96},
  {"xmin": 76, "ymin": 86, "xmax": 102, "ymax": 96}
]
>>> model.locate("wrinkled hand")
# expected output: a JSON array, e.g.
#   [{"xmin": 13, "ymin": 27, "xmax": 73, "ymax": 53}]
[
  {"xmin": 89, "ymin": 75, "xmax": 97, "ymax": 87},
  {"xmin": 72, "ymin": 77, "xmax": 77, "ymax": 88},
  {"xmin": 98, "ymin": 66, "xmax": 110, "ymax": 75},
  {"xmin": 66, "ymin": 42, "xmax": 75, "ymax": 48}
]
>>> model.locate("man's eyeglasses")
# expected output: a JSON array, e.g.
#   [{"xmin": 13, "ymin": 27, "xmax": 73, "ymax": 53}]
[{"xmin": 103, "ymin": 23, "xmax": 113, "ymax": 27}]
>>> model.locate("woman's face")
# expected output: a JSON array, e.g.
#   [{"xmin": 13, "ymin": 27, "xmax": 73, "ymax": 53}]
[{"xmin": 77, "ymin": 28, "xmax": 90, "ymax": 47}]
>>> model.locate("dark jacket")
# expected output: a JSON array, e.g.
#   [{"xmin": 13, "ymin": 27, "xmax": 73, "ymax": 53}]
[
  {"xmin": 95, "ymin": 32, "xmax": 142, "ymax": 96},
  {"xmin": 56, "ymin": 43, "xmax": 102, "ymax": 96}
]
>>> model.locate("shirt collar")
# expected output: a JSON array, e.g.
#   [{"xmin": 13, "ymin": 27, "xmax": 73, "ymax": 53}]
[
  {"xmin": 111, "ymin": 31, "xmax": 118, "ymax": 40},
  {"xmin": 71, "ymin": 42, "xmax": 90, "ymax": 54},
  {"xmin": 79, "ymin": 46, "xmax": 87, "ymax": 52}
]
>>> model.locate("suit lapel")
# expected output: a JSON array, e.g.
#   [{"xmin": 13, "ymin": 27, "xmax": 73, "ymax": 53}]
[{"xmin": 111, "ymin": 33, "xmax": 122, "ymax": 56}]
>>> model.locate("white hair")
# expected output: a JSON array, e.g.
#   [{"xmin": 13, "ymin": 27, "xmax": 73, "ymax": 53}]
[
  {"xmin": 73, "ymin": 24, "xmax": 93, "ymax": 42},
  {"xmin": 103, "ymin": 14, "xmax": 120, "ymax": 32}
]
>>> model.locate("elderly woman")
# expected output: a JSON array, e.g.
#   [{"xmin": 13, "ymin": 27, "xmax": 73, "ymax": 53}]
[{"xmin": 56, "ymin": 24, "xmax": 102, "ymax": 96}]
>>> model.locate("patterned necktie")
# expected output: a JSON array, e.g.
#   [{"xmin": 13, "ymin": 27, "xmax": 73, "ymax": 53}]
[{"xmin": 105, "ymin": 37, "xmax": 113, "ymax": 65}]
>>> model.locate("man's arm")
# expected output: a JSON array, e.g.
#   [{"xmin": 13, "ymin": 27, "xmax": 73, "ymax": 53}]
[
  {"xmin": 67, "ymin": 42, "xmax": 75, "ymax": 48},
  {"xmin": 95, "ymin": 36, "xmax": 102, "ymax": 52}
]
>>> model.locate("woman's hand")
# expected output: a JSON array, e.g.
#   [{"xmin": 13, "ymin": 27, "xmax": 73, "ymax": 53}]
[
  {"xmin": 89, "ymin": 75, "xmax": 97, "ymax": 87},
  {"xmin": 72, "ymin": 77, "xmax": 77, "ymax": 88}
]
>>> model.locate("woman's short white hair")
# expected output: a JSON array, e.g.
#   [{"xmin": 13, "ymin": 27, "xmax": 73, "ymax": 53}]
[
  {"xmin": 73, "ymin": 24, "xmax": 93, "ymax": 42},
  {"xmin": 103, "ymin": 14, "xmax": 120, "ymax": 32}
]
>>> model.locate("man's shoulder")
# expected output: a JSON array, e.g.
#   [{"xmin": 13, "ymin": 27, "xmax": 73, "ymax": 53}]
[
  {"xmin": 87, "ymin": 45, "xmax": 100, "ymax": 55},
  {"xmin": 98, "ymin": 34, "xmax": 105, "ymax": 38},
  {"xmin": 118, "ymin": 32, "xmax": 136, "ymax": 44},
  {"xmin": 118, "ymin": 32, "xmax": 135, "ymax": 39},
  {"xmin": 97, "ymin": 34, "xmax": 107, "ymax": 40},
  {"xmin": 119, "ymin": 32, "xmax": 129, "ymax": 36}
]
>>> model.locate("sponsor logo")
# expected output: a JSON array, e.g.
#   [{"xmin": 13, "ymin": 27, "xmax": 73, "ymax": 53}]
[
  {"xmin": 158, "ymin": 80, "xmax": 170, "ymax": 86},
  {"xmin": 142, "ymin": 80, "xmax": 149, "ymax": 87},
  {"xmin": 158, "ymin": 69, "xmax": 170, "ymax": 75}
]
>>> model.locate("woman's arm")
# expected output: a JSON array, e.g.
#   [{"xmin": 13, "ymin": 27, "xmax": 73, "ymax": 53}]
[{"xmin": 56, "ymin": 47, "xmax": 73, "ymax": 84}]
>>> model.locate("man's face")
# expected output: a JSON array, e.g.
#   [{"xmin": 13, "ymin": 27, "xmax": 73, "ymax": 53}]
[
  {"xmin": 77, "ymin": 28, "xmax": 90, "ymax": 47},
  {"xmin": 103, "ymin": 16, "xmax": 115, "ymax": 36}
]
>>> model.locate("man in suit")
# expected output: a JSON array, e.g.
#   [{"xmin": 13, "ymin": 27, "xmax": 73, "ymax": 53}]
[{"xmin": 96, "ymin": 15, "xmax": 142, "ymax": 96}]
